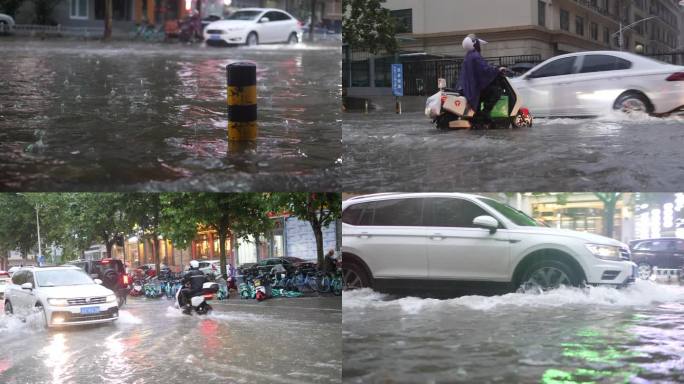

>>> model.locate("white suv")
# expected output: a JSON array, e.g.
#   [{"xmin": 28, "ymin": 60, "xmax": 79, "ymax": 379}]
[
  {"xmin": 342, "ymin": 193, "xmax": 637, "ymax": 296},
  {"xmin": 4, "ymin": 266, "xmax": 119, "ymax": 327}
]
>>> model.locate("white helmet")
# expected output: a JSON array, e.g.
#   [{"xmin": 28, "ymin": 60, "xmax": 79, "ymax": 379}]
[
  {"xmin": 190, "ymin": 260, "xmax": 199, "ymax": 269},
  {"xmin": 462, "ymin": 33, "xmax": 487, "ymax": 51}
]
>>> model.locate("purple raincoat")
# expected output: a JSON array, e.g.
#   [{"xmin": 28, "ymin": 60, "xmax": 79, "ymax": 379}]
[{"xmin": 457, "ymin": 50, "xmax": 500, "ymax": 108}]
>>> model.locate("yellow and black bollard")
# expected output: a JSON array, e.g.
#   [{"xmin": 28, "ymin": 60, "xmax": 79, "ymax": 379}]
[{"xmin": 227, "ymin": 62, "xmax": 257, "ymax": 142}]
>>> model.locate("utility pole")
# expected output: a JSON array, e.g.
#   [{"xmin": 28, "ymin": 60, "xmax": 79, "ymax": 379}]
[{"xmin": 35, "ymin": 203, "xmax": 42, "ymax": 266}]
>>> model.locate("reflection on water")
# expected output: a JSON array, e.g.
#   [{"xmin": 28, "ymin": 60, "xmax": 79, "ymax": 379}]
[
  {"xmin": 343, "ymin": 282, "xmax": 684, "ymax": 383},
  {"xmin": 0, "ymin": 39, "xmax": 341, "ymax": 191}
]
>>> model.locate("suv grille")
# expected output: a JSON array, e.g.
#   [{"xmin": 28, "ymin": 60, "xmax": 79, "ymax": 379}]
[
  {"xmin": 619, "ymin": 247, "xmax": 631, "ymax": 261},
  {"xmin": 67, "ymin": 297, "xmax": 107, "ymax": 306}
]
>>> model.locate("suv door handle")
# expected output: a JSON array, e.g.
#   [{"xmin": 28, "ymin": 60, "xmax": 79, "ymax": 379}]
[
  {"xmin": 430, "ymin": 233, "xmax": 444, "ymax": 241},
  {"xmin": 358, "ymin": 232, "xmax": 370, "ymax": 239}
]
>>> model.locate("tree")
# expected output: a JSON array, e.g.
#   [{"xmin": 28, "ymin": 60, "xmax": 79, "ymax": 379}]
[
  {"xmin": 272, "ymin": 193, "xmax": 341, "ymax": 265},
  {"xmin": 308, "ymin": 0, "xmax": 316, "ymax": 42},
  {"xmin": 127, "ymin": 194, "xmax": 163, "ymax": 274},
  {"xmin": 32, "ymin": 0, "xmax": 61, "ymax": 24},
  {"xmin": 595, "ymin": 193, "xmax": 621, "ymax": 237},
  {"xmin": 343, "ymin": 0, "xmax": 398, "ymax": 54},
  {"xmin": 0, "ymin": 0, "xmax": 26, "ymax": 18},
  {"xmin": 161, "ymin": 193, "xmax": 272, "ymax": 278},
  {"xmin": 0, "ymin": 193, "xmax": 37, "ymax": 261}
]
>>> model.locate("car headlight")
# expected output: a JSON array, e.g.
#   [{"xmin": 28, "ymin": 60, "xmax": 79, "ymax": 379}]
[
  {"xmin": 106, "ymin": 294, "xmax": 116, "ymax": 303},
  {"xmin": 585, "ymin": 244, "xmax": 621, "ymax": 260},
  {"xmin": 48, "ymin": 298, "xmax": 69, "ymax": 306}
]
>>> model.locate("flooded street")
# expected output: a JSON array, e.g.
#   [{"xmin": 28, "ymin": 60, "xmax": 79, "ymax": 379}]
[
  {"xmin": 343, "ymin": 282, "xmax": 684, "ymax": 383},
  {"xmin": 342, "ymin": 111, "xmax": 684, "ymax": 191},
  {"xmin": 0, "ymin": 39, "xmax": 341, "ymax": 191},
  {"xmin": 0, "ymin": 296, "xmax": 342, "ymax": 383}
]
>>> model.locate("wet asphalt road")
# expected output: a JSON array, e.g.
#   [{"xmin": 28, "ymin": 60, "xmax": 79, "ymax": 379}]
[
  {"xmin": 0, "ymin": 38, "xmax": 341, "ymax": 191},
  {"xmin": 343, "ymin": 282, "xmax": 684, "ymax": 384},
  {"xmin": 342, "ymin": 111, "xmax": 684, "ymax": 191},
  {"xmin": 0, "ymin": 295, "xmax": 341, "ymax": 383}
]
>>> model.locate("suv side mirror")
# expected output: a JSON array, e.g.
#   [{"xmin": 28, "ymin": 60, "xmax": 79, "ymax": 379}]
[
  {"xmin": 260, "ymin": 17, "xmax": 270, "ymax": 23},
  {"xmin": 93, "ymin": 278, "xmax": 103, "ymax": 285},
  {"xmin": 21, "ymin": 282, "xmax": 33, "ymax": 290},
  {"xmin": 473, "ymin": 215, "xmax": 499, "ymax": 234}
]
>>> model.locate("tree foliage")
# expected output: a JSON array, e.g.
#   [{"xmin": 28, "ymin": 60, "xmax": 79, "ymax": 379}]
[
  {"xmin": 343, "ymin": 0, "xmax": 398, "ymax": 54},
  {"xmin": 0, "ymin": 0, "xmax": 25, "ymax": 18},
  {"xmin": 271, "ymin": 193, "xmax": 341, "ymax": 265},
  {"xmin": 161, "ymin": 193, "xmax": 272, "ymax": 277}
]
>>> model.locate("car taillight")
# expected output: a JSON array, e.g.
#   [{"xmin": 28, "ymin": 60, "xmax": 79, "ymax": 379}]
[
  {"xmin": 666, "ymin": 72, "xmax": 684, "ymax": 81},
  {"xmin": 101, "ymin": 259, "xmax": 110, "ymax": 264},
  {"xmin": 123, "ymin": 275, "xmax": 129, "ymax": 285},
  {"xmin": 203, "ymin": 294, "xmax": 214, "ymax": 300}
]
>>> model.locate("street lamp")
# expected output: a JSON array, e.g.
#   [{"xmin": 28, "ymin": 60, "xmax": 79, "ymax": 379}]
[{"xmin": 611, "ymin": 16, "xmax": 659, "ymax": 51}]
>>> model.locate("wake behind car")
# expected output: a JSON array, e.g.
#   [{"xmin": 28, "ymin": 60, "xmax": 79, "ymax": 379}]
[
  {"xmin": 4, "ymin": 266, "xmax": 119, "ymax": 327},
  {"xmin": 510, "ymin": 51, "xmax": 684, "ymax": 117},
  {"xmin": 342, "ymin": 193, "xmax": 636, "ymax": 297},
  {"xmin": 204, "ymin": 8, "xmax": 302, "ymax": 46}
]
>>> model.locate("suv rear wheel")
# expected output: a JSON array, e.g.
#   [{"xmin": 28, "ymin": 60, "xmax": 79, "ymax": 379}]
[
  {"xmin": 4, "ymin": 300, "xmax": 13, "ymax": 315},
  {"xmin": 343, "ymin": 262, "xmax": 370, "ymax": 290},
  {"xmin": 520, "ymin": 259, "xmax": 580, "ymax": 291}
]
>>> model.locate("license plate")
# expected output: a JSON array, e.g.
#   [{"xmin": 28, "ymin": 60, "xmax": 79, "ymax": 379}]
[
  {"xmin": 80, "ymin": 306, "xmax": 100, "ymax": 315},
  {"xmin": 210, "ymin": 35, "xmax": 221, "ymax": 40}
]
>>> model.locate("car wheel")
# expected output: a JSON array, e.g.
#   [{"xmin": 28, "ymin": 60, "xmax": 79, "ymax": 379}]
[
  {"xmin": 637, "ymin": 263, "xmax": 652, "ymax": 280},
  {"xmin": 4, "ymin": 300, "xmax": 13, "ymax": 315},
  {"xmin": 343, "ymin": 262, "xmax": 371, "ymax": 290},
  {"xmin": 287, "ymin": 32, "xmax": 298, "ymax": 44},
  {"xmin": 613, "ymin": 92, "xmax": 653, "ymax": 114},
  {"xmin": 246, "ymin": 32, "xmax": 258, "ymax": 46},
  {"xmin": 0, "ymin": 21, "xmax": 6, "ymax": 34},
  {"xmin": 521, "ymin": 259, "xmax": 579, "ymax": 291}
]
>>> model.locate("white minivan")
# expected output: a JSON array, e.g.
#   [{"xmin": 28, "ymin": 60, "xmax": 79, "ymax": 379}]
[{"xmin": 342, "ymin": 193, "xmax": 637, "ymax": 297}]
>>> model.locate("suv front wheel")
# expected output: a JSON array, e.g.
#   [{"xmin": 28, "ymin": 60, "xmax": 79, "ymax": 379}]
[
  {"xmin": 343, "ymin": 262, "xmax": 370, "ymax": 290},
  {"xmin": 520, "ymin": 259, "xmax": 580, "ymax": 291}
]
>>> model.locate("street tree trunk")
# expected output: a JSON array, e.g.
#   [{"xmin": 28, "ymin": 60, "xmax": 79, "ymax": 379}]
[
  {"xmin": 104, "ymin": 0, "xmax": 113, "ymax": 39},
  {"xmin": 311, "ymin": 221, "xmax": 324, "ymax": 266},
  {"xmin": 596, "ymin": 193, "xmax": 620, "ymax": 238},
  {"xmin": 152, "ymin": 234, "xmax": 160, "ymax": 275},
  {"xmin": 308, "ymin": 0, "xmax": 316, "ymax": 42},
  {"xmin": 218, "ymin": 229, "xmax": 228, "ymax": 278}
]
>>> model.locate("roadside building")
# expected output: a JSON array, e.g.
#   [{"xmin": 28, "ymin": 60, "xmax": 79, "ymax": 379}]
[
  {"xmin": 117, "ymin": 213, "xmax": 339, "ymax": 270},
  {"xmin": 345, "ymin": 0, "xmax": 683, "ymax": 96}
]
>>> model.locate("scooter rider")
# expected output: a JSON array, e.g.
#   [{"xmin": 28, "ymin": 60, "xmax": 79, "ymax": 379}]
[
  {"xmin": 457, "ymin": 34, "xmax": 507, "ymax": 126},
  {"xmin": 181, "ymin": 260, "xmax": 207, "ymax": 314}
]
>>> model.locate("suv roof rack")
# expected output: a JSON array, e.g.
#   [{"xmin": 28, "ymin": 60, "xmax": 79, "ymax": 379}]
[{"xmin": 347, "ymin": 193, "xmax": 402, "ymax": 201}]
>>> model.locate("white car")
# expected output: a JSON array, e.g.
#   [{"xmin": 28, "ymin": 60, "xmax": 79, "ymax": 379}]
[
  {"xmin": 0, "ymin": 13, "xmax": 14, "ymax": 34},
  {"xmin": 4, "ymin": 266, "xmax": 119, "ymax": 327},
  {"xmin": 342, "ymin": 193, "xmax": 637, "ymax": 296},
  {"xmin": 510, "ymin": 51, "xmax": 684, "ymax": 117},
  {"xmin": 204, "ymin": 8, "xmax": 302, "ymax": 46}
]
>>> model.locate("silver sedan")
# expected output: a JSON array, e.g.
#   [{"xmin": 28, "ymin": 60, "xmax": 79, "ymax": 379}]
[{"xmin": 510, "ymin": 51, "xmax": 684, "ymax": 117}]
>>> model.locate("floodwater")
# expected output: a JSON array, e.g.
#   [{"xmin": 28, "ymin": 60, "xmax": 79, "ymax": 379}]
[
  {"xmin": 0, "ymin": 296, "xmax": 342, "ymax": 383},
  {"xmin": 343, "ymin": 282, "xmax": 684, "ymax": 383},
  {"xmin": 341, "ymin": 110, "xmax": 684, "ymax": 191},
  {"xmin": 0, "ymin": 39, "xmax": 341, "ymax": 191}
]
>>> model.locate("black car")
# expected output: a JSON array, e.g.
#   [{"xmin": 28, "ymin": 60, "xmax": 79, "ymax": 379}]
[
  {"xmin": 629, "ymin": 237, "xmax": 684, "ymax": 279},
  {"xmin": 67, "ymin": 258, "xmax": 129, "ymax": 306}
]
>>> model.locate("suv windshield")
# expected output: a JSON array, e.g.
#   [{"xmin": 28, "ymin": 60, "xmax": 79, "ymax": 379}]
[
  {"xmin": 35, "ymin": 269, "xmax": 94, "ymax": 287},
  {"xmin": 477, "ymin": 198, "xmax": 541, "ymax": 227},
  {"xmin": 227, "ymin": 11, "xmax": 261, "ymax": 20}
]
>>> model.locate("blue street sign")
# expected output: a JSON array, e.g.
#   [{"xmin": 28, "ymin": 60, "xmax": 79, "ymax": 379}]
[{"xmin": 391, "ymin": 64, "xmax": 404, "ymax": 97}]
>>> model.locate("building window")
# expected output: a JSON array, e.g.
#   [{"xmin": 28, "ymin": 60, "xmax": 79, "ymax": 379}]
[
  {"xmin": 560, "ymin": 9, "xmax": 569, "ymax": 31},
  {"xmin": 603, "ymin": 27, "xmax": 610, "ymax": 45},
  {"xmin": 538, "ymin": 1, "xmax": 546, "ymax": 27},
  {"xmin": 390, "ymin": 9, "xmax": 412, "ymax": 34},
  {"xmin": 70, "ymin": 0, "xmax": 88, "ymax": 19},
  {"xmin": 575, "ymin": 16, "xmax": 584, "ymax": 36},
  {"xmin": 590, "ymin": 22, "xmax": 598, "ymax": 40}
]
